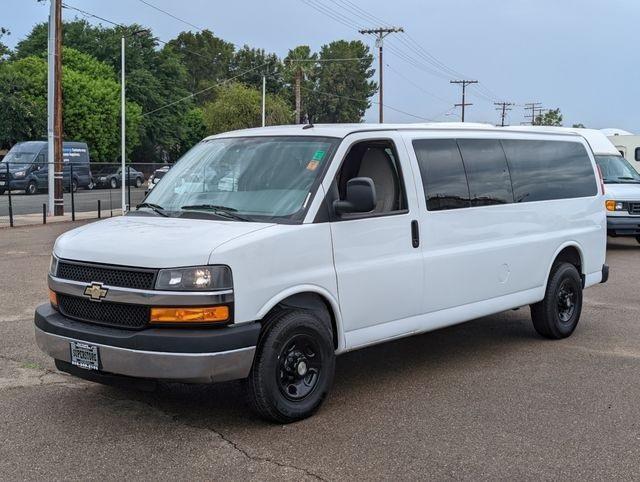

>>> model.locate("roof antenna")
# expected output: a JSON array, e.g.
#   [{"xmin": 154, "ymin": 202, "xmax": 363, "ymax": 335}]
[{"xmin": 302, "ymin": 123, "xmax": 314, "ymax": 130}]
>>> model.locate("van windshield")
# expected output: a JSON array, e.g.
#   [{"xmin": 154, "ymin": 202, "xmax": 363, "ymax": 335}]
[
  {"xmin": 143, "ymin": 136, "xmax": 338, "ymax": 222},
  {"xmin": 0, "ymin": 145, "xmax": 39, "ymax": 170},
  {"xmin": 595, "ymin": 155, "xmax": 640, "ymax": 184}
]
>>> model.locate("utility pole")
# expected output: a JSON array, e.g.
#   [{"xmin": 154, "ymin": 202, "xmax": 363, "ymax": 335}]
[
  {"xmin": 53, "ymin": 0, "xmax": 63, "ymax": 216},
  {"xmin": 47, "ymin": 0, "xmax": 56, "ymax": 216},
  {"xmin": 524, "ymin": 102, "xmax": 542, "ymax": 125},
  {"xmin": 450, "ymin": 80, "xmax": 477, "ymax": 122},
  {"xmin": 359, "ymin": 26, "xmax": 404, "ymax": 123},
  {"xmin": 262, "ymin": 74, "xmax": 266, "ymax": 127},
  {"xmin": 494, "ymin": 101, "xmax": 514, "ymax": 127}
]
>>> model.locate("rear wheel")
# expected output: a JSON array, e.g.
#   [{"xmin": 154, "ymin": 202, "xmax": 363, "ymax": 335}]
[
  {"xmin": 135, "ymin": 177, "xmax": 143, "ymax": 188},
  {"xmin": 25, "ymin": 180, "xmax": 37, "ymax": 195},
  {"xmin": 110, "ymin": 177, "xmax": 118, "ymax": 189},
  {"xmin": 530, "ymin": 262, "xmax": 583, "ymax": 339},
  {"xmin": 247, "ymin": 309, "xmax": 335, "ymax": 423}
]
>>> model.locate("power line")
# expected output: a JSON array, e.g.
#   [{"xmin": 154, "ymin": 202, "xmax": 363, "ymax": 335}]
[
  {"xmin": 385, "ymin": 63, "xmax": 452, "ymax": 105},
  {"xmin": 136, "ymin": 0, "xmax": 205, "ymax": 33}
]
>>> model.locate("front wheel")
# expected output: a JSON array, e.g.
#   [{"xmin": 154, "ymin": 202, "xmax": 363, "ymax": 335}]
[
  {"xmin": 530, "ymin": 262, "xmax": 583, "ymax": 339},
  {"xmin": 135, "ymin": 177, "xmax": 142, "ymax": 188},
  {"xmin": 110, "ymin": 177, "xmax": 118, "ymax": 189},
  {"xmin": 247, "ymin": 309, "xmax": 335, "ymax": 423}
]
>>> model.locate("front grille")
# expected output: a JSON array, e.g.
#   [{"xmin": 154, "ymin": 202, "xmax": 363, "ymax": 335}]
[
  {"xmin": 56, "ymin": 261, "xmax": 156, "ymax": 290},
  {"xmin": 629, "ymin": 202, "xmax": 640, "ymax": 215},
  {"xmin": 58, "ymin": 294, "xmax": 150, "ymax": 329}
]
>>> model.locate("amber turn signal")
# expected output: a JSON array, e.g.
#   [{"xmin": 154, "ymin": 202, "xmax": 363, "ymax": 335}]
[
  {"xmin": 149, "ymin": 306, "xmax": 229, "ymax": 324},
  {"xmin": 605, "ymin": 200, "xmax": 616, "ymax": 211},
  {"xmin": 49, "ymin": 289, "xmax": 58, "ymax": 308}
]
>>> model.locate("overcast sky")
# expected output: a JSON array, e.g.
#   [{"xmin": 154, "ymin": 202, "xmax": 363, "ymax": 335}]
[{"xmin": 4, "ymin": 0, "xmax": 638, "ymax": 132}]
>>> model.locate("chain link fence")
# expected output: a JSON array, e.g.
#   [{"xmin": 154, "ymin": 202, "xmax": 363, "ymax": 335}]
[{"xmin": 0, "ymin": 162, "xmax": 171, "ymax": 227}]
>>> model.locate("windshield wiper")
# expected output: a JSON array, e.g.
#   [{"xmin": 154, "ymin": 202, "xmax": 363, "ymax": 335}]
[
  {"xmin": 180, "ymin": 204, "xmax": 251, "ymax": 221},
  {"xmin": 136, "ymin": 202, "xmax": 169, "ymax": 217}
]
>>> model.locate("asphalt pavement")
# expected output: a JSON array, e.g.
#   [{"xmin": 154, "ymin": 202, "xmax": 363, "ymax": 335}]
[{"xmin": 1, "ymin": 221, "xmax": 639, "ymax": 480}]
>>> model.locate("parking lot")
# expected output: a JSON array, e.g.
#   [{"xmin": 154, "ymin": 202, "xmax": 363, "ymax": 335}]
[{"xmin": 1, "ymin": 221, "xmax": 639, "ymax": 480}]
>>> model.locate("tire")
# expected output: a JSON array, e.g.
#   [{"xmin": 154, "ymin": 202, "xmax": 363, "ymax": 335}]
[
  {"xmin": 135, "ymin": 177, "xmax": 142, "ymax": 188},
  {"xmin": 71, "ymin": 179, "xmax": 78, "ymax": 193},
  {"xmin": 0, "ymin": 189, "xmax": 4, "ymax": 195},
  {"xmin": 88, "ymin": 179, "xmax": 95, "ymax": 190},
  {"xmin": 26, "ymin": 180, "xmax": 37, "ymax": 195},
  {"xmin": 110, "ymin": 177, "xmax": 118, "ymax": 189},
  {"xmin": 247, "ymin": 309, "xmax": 335, "ymax": 423},
  {"xmin": 530, "ymin": 262, "xmax": 583, "ymax": 339}
]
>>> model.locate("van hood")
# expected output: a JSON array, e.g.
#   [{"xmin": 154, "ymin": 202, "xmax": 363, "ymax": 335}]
[
  {"xmin": 53, "ymin": 215, "xmax": 275, "ymax": 268},
  {"xmin": 604, "ymin": 182, "xmax": 640, "ymax": 201}
]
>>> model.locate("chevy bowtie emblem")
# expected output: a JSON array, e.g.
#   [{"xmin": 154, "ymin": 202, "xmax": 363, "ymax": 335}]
[{"xmin": 84, "ymin": 282, "xmax": 108, "ymax": 301}]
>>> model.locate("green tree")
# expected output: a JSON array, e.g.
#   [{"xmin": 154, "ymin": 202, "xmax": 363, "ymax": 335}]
[
  {"xmin": 572, "ymin": 123, "xmax": 586, "ymax": 128},
  {"xmin": 0, "ymin": 28, "xmax": 10, "ymax": 61},
  {"xmin": 232, "ymin": 46, "xmax": 284, "ymax": 95},
  {"xmin": 307, "ymin": 40, "xmax": 376, "ymax": 123},
  {"xmin": 166, "ymin": 30, "xmax": 235, "ymax": 98},
  {"xmin": 202, "ymin": 82, "xmax": 292, "ymax": 135},
  {"xmin": 534, "ymin": 108, "xmax": 563, "ymax": 126},
  {"xmin": 0, "ymin": 48, "xmax": 142, "ymax": 159},
  {"xmin": 284, "ymin": 46, "xmax": 317, "ymax": 124}
]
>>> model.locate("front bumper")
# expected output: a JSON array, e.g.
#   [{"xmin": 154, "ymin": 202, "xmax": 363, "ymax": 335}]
[
  {"xmin": 607, "ymin": 216, "xmax": 640, "ymax": 236},
  {"xmin": 0, "ymin": 179, "xmax": 27, "ymax": 190},
  {"xmin": 34, "ymin": 304, "xmax": 260, "ymax": 383}
]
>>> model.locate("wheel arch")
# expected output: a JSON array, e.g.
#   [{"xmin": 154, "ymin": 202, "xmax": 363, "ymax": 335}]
[
  {"xmin": 545, "ymin": 242, "xmax": 585, "ymax": 287},
  {"xmin": 256, "ymin": 286, "xmax": 344, "ymax": 352}
]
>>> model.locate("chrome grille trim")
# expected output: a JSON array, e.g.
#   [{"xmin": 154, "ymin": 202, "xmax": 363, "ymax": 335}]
[{"xmin": 48, "ymin": 275, "xmax": 234, "ymax": 306}]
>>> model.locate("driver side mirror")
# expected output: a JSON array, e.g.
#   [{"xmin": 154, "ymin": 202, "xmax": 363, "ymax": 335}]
[{"xmin": 333, "ymin": 177, "xmax": 376, "ymax": 216}]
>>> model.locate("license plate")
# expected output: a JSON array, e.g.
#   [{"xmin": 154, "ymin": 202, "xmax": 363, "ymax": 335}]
[{"xmin": 70, "ymin": 341, "xmax": 99, "ymax": 370}]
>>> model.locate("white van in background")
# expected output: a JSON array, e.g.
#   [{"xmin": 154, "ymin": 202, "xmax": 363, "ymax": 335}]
[
  {"xmin": 35, "ymin": 124, "xmax": 608, "ymax": 422},
  {"xmin": 606, "ymin": 133, "xmax": 640, "ymax": 173}
]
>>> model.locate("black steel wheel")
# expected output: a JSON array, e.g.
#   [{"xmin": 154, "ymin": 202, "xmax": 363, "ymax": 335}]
[
  {"xmin": 531, "ymin": 262, "xmax": 583, "ymax": 339},
  {"xmin": 247, "ymin": 309, "xmax": 335, "ymax": 423}
]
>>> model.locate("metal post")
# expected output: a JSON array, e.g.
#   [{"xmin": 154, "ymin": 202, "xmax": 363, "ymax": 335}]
[
  {"xmin": 378, "ymin": 39, "xmax": 383, "ymax": 123},
  {"xmin": 127, "ymin": 166, "xmax": 131, "ymax": 211},
  {"xmin": 6, "ymin": 163, "xmax": 13, "ymax": 228},
  {"xmin": 43, "ymin": 203, "xmax": 47, "ymax": 224},
  {"xmin": 70, "ymin": 163, "xmax": 75, "ymax": 221},
  {"xmin": 121, "ymin": 35, "xmax": 127, "ymax": 214},
  {"xmin": 98, "ymin": 199, "xmax": 101, "ymax": 219},
  {"xmin": 47, "ymin": 1, "xmax": 56, "ymax": 216},
  {"xmin": 262, "ymin": 75, "xmax": 266, "ymax": 127},
  {"xmin": 109, "ymin": 188, "xmax": 113, "ymax": 217}
]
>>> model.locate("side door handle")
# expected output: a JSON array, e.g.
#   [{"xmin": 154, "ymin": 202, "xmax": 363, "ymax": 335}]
[{"xmin": 411, "ymin": 220, "xmax": 420, "ymax": 248}]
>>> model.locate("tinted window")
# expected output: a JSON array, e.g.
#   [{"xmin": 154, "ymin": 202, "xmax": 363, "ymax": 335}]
[
  {"xmin": 413, "ymin": 139, "xmax": 470, "ymax": 211},
  {"xmin": 501, "ymin": 140, "xmax": 597, "ymax": 202},
  {"xmin": 457, "ymin": 139, "xmax": 514, "ymax": 206}
]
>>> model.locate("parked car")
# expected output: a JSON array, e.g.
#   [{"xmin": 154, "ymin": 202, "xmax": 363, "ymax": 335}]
[
  {"xmin": 145, "ymin": 165, "xmax": 170, "ymax": 194},
  {"xmin": 0, "ymin": 141, "xmax": 92, "ymax": 194},
  {"xmin": 94, "ymin": 165, "xmax": 145, "ymax": 189},
  {"xmin": 35, "ymin": 123, "xmax": 607, "ymax": 423}
]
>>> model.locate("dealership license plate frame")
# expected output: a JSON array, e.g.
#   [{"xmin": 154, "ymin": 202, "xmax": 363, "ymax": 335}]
[{"xmin": 70, "ymin": 341, "xmax": 100, "ymax": 370}]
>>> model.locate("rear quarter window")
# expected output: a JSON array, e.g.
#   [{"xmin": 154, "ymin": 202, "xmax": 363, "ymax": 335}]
[{"xmin": 501, "ymin": 140, "xmax": 597, "ymax": 202}]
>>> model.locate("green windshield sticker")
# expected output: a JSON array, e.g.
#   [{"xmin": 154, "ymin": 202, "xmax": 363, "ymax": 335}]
[{"xmin": 312, "ymin": 150, "xmax": 325, "ymax": 161}]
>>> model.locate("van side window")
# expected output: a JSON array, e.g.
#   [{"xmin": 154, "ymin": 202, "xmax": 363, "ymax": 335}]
[
  {"xmin": 334, "ymin": 140, "xmax": 407, "ymax": 216},
  {"xmin": 413, "ymin": 139, "xmax": 470, "ymax": 211},
  {"xmin": 457, "ymin": 139, "xmax": 514, "ymax": 206},
  {"xmin": 635, "ymin": 147, "xmax": 640, "ymax": 163},
  {"xmin": 501, "ymin": 140, "xmax": 597, "ymax": 202}
]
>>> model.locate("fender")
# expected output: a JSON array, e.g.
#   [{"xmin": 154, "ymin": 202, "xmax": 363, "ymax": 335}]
[
  {"xmin": 255, "ymin": 284, "xmax": 346, "ymax": 353},
  {"xmin": 544, "ymin": 241, "xmax": 584, "ymax": 286}
]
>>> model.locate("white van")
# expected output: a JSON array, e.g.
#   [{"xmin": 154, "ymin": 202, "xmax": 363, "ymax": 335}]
[
  {"xmin": 35, "ymin": 124, "xmax": 608, "ymax": 422},
  {"xmin": 606, "ymin": 133, "xmax": 640, "ymax": 172}
]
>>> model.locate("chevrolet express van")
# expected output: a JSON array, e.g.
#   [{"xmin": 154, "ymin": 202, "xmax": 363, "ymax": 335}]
[
  {"xmin": 0, "ymin": 141, "xmax": 92, "ymax": 194},
  {"xmin": 35, "ymin": 124, "xmax": 608, "ymax": 422},
  {"xmin": 508, "ymin": 127, "xmax": 640, "ymax": 243}
]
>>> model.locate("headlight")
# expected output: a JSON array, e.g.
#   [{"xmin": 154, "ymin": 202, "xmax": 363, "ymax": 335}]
[
  {"xmin": 155, "ymin": 266, "xmax": 232, "ymax": 291},
  {"xmin": 606, "ymin": 200, "xmax": 628, "ymax": 212},
  {"xmin": 100, "ymin": 177, "xmax": 106, "ymax": 181},
  {"xmin": 49, "ymin": 254, "xmax": 59, "ymax": 276},
  {"xmin": 13, "ymin": 170, "xmax": 26, "ymax": 178}
]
